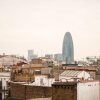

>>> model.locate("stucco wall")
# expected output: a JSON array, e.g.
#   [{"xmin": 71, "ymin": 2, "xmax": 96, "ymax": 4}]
[{"xmin": 77, "ymin": 81, "xmax": 100, "ymax": 100}]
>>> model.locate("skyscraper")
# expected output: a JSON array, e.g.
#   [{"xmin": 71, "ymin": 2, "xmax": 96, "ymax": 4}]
[
  {"xmin": 28, "ymin": 50, "xmax": 37, "ymax": 62},
  {"xmin": 28, "ymin": 50, "xmax": 34, "ymax": 62},
  {"xmin": 62, "ymin": 32, "xmax": 74, "ymax": 64}
]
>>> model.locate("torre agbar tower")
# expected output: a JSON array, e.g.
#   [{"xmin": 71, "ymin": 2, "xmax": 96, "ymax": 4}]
[{"xmin": 62, "ymin": 32, "xmax": 74, "ymax": 64}]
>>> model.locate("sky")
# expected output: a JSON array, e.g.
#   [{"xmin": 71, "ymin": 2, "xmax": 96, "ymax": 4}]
[{"xmin": 0, "ymin": 0, "xmax": 100, "ymax": 60}]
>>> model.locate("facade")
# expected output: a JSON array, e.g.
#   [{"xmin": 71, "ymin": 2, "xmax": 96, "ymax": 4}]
[
  {"xmin": 32, "ymin": 75, "xmax": 55, "ymax": 87},
  {"xmin": 28, "ymin": 50, "xmax": 37, "ymax": 62},
  {"xmin": 77, "ymin": 81, "xmax": 100, "ymax": 100},
  {"xmin": 52, "ymin": 82, "xmax": 77, "ymax": 100},
  {"xmin": 42, "ymin": 58, "xmax": 54, "ymax": 67},
  {"xmin": 9, "ymin": 82, "xmax": 52, "ymax": 100},
  {"xmin": 31, "ymin": 58, "xmax": 42, "ymax": 64},
  {"xmin": 0, "ymin": 72, "xmax": 10, "ymax": 100},
  {"xmin": 11, "ymin": 63, "xmax": 53, "ymax": 82},
  {"xmin": 0, "ymin": 55, "xmax": 27, "ymax": 67},
  {"xmin": 45, "ymin": 54, "xmax": 53, "ymax": 59},
  {"xmin": 62, "ymin": 32, "xmax": 74, "ymax": 64},
  {"xmin": 54, "ymin": 53, "xmax": 63, "ymax": 62},
  {"xmin": 52, "ymin": 81, "xmax": 100, "ymax": 100}
]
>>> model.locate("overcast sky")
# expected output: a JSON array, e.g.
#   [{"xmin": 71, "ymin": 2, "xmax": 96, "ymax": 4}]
[{"xmin": 0, "ymin": 0, "xmax": 100, "ymax": 60}]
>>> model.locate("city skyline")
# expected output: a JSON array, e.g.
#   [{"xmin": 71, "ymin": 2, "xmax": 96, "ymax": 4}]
[{"xmin": 0, "ymin": 0, "xmax": 100, "ymax": 60}]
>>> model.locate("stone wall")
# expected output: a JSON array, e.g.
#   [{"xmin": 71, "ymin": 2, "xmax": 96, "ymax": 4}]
[{"xmin": 10, "ymin": 83, "xmax": 52, "ymax": 100}]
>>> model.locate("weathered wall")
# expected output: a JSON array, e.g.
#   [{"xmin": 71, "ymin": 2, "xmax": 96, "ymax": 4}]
[
  {"xmin": 10, "ymin": 83, "xmax": 52, "ymax": 100},
  {"xmin": 52, "ymin": 83, "xmax": 77, "ymax": 100}
]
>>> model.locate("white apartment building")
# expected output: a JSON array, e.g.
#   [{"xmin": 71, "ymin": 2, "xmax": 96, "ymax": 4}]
[{"xmin": 0, "ymin": 72, "xmax": 10, "ymax": 100}]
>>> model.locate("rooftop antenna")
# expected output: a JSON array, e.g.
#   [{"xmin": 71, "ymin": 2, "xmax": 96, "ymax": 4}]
[{"xmin": 82, "ymin": 58, "xmax": 85, "ymax": 80}]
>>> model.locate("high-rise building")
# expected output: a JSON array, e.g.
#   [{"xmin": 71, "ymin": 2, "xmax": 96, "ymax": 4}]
[
  {"xmin": 28, "ymin": 50, "xmax": 37, "ymax": 62},
  {"xmin": 45, "ymin": 54, "xmax": 53, "ymax": 59},
  {"xmin": 62, "ymin": 32, "xmax": 74, "ymax": 64},
  {"xmin": 54, "ymin": 53, "xmax": 63, "ymax": 61}
]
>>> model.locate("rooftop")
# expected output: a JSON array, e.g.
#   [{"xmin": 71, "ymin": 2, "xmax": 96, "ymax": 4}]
[
  {"xmin": 60, "ymin": 70, "xmax": 83, "ymax": 77},
  {"xmin": 62, "ymin": 66, "xmax": 96, "ymax": 71},
  {"xmin": 29, "ymin": 98, "xmax": 51, "ymax": 100},
  {"xmin": 52, "ymin": 80, "xmax": 99, "ymax": 86},
  {"xmin": 52, "ymin": 81, "xmax": 77, "ymax": 86}
]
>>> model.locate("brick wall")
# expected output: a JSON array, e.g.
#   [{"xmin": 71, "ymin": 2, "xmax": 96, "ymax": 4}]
[
  {"xmin": 10, "ymin": 83, "xmax": 52, "ymax": 100},
  {"xmin": 52, "ymin": 82, "xmax": 77, "ymax": 100},
  {"xmin": 9, "ymin": 82, "xmax": 77, "ymax": 100}
]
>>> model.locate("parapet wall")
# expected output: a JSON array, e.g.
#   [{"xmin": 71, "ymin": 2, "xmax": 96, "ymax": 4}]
[
  {"xmin": 10, "ymin": 83, "xmax": 52, "ymax": 100},
  {"xmin": 52, "ymin": 82, "xmax": 77, "ymax": 100}
]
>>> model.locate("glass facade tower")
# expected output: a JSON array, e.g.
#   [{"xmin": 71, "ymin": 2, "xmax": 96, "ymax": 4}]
[{"xmin": 62, "ymin": 32, "xmax": 74, "ymax": 64}]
